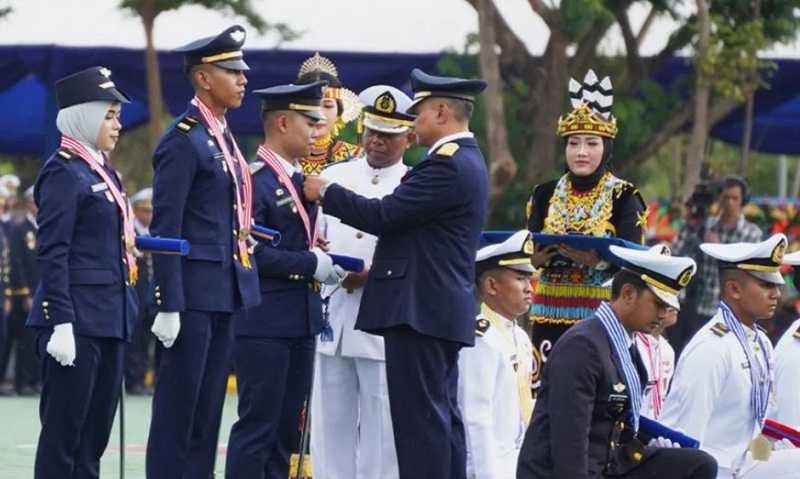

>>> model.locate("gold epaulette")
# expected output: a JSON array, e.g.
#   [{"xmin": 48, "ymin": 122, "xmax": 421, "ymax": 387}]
[
  {"xmin": 176, "ymin": 115, "xmax": 199, "ymax": 133},
  {"xmin": 792, "ymin": 325, "xmax": 800, "ymax": 340},
  {"xmin": 57, "ymin": 149, "xmax": 72, "ymax": 160},
  {"xmin": 435, "ymin": 142, "xmax": 459, "ymax": 158},
  {"xmin": 249, "ymin": 161, "xmax": 265, "ymax": 175},
  {"xmin": 475, "ymin": 318, "xmax": 490, "ymax": 337},
  {"xmin": 710, "ymin": 322, "xmax": 730, "ymax": 337}
]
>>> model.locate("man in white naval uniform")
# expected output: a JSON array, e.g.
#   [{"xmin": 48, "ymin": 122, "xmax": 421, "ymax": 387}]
[
  {"xmin": 458, "ymin": 230, "xmax": 534, "ymax": 479},
  {"xmin": 309, "ymin": 85, "xmax": 414, "ymax": 479},
  {"xmin": 660, "ymin": 233, "xmax": 800, "ymax": 479},
  {"xmin": 770, "ymin": 250, "xmax": 800, "ymax": 431}
]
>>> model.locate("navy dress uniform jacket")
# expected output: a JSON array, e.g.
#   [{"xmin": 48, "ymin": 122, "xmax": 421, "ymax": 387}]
[
  {"xmin": 27, "ymin": 150, "xmax": 138, "ymax": 340},
  {"xmin": 322, "ymin": 136, "xmax": 488, "ymax": 345},
  {"xmin": 234, "ymin": 162, "xmax": 323, "ymax": 338},
  {"xmin": 517, "ymin": 315, "xmax": 650, "ymax": 478},
  {"xmin": 150, "ymin": 103, "xmax": 260, "ymax": 313}
]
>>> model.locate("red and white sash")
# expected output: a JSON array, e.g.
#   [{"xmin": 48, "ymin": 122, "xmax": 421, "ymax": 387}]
[
  {"xmin": 636, "ymin": 333, "xmax": 664, "ymax": 418},
  {"xmin": 256, "ymin": 144, "xmax": 318, "ymax": 248},
  {"xmin": 193, "ymin": 96, "xmax": 254, "ymax": 268},
  {"xmin": 60, "ymin": 136, "xmax": 138, "ymax": 284}
]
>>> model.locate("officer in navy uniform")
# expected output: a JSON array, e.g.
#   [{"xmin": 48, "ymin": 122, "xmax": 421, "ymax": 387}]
[
  {"xmin": 225, "ymin": 80, "xmax": 343, "ymax": 479},
  {"xmin": 26, "ymin": 66, "xmax": 139, "ymax": 479},
  {"xmin": 146, "ymin": 25, "xmax": 260, "ymax": 479},
  {"xmin": 124, "ymin": 188, "xmax": 156, "ymax": 394},
  {"xmin": 517, "ymin": 245, "xmax": 717, "ymax": 479},
  {"xmin": 5, "ymin": 185, "xmax": 40, "ymax": 395},
  {"xmin": 304, "ymin": 68, "xmax": 489, "ymax": 479}
]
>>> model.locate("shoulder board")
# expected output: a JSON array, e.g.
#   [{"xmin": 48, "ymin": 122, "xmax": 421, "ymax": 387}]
[
  {"xmin": 249, "ymin": 161, "xmax": 265, "ymax": 175},
  {"xmin": 56, "ymin": 148, "xmax": 72, "ymax": 160},
  {"xmin": 475, "ymin": 318, "xmax": 490, "ymax": 337},
  {"xmin": 435, "ymin": 142, "xmax": 460, "ymax": 158},
  {"xmin": 176, "ymin": 115, "xmax": 199, "ymax": 133},
  {"xmin": 710, "ymin": 322, "xmax": 730, "ymax": 337},
  {"xmin": 793, "ymin": 325, "xmax": 800, "ymax": 340},
  {"xmin": 322, "ymin": 155, "xmax": 358, "ymax": 171}
]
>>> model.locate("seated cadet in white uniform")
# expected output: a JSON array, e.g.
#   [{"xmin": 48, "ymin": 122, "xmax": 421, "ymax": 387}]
[
  {"xmin": 458, "ymin": 230, "xmax": 534, "ymax": 479},
  {"xmin": 660, "ymin": 233, "xmax": 800, "ymax": 479},
  {"xmin": 309, "ymin": 85, "xmax": 414, "ymax": 479},
  {"xmin": 634, "ymin": 245, "xmax": 677, "ymax": 421},
  {"xmin": 770, "ymin": 250, "xmax": 800, "ymax": 431}
]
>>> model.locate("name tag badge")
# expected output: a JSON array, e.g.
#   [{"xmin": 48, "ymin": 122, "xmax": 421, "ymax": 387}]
[
  {"xmin": 276, "ymin": 196, "xmax": 295, "ymax": 208},
  {"xmin": 91, "ymin": 182, "xmax": 109, "ymax": 193}
]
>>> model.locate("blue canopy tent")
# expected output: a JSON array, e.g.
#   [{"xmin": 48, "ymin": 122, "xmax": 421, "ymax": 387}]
[
  {"xmin": 0, "ymin": 45, "xmax": 441, "ymax": 157},
  {"xmin": 1, "ymin": 47, "xmax": 799, "ymax": 157}
]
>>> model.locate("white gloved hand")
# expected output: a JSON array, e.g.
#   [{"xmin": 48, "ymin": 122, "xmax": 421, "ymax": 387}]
[
  {"xmin": 312, "ymin": 248, "xmax": 335, "ymax": 283},
  {"xmin": 774, "ymin": 438, "xmax": 797, "ymax": 451},
  {"xmin": 151, "ymin": 312, "xmax": 181, "ymax": 348},
  {"xmin": 47, "ymin": 323, "xmax": 76, "ymax": 366},
  {"xmin": 648, "ymin": 436, "xmax": 680, "ymax": 448},
  {"xmin": 321, "ymin": 264, "xmax": 347, "ymax": 285}
]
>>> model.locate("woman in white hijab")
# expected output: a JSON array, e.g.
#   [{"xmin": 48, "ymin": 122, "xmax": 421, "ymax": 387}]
[{"xmin": 27, "ymin": 66, "xmax": 139, "ymax": 479}]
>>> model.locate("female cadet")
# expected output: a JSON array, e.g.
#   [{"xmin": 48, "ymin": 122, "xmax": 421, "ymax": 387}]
[{"xmin": 26, "ymin": 66, "xmax": 138, "ymax": 478}]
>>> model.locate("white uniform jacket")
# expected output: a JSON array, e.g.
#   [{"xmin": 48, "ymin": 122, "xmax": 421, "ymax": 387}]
[
  {"xmin": 772, "ymin": 319, "xmax": 800, "ymax": 430},
  {"xmin": 660, "ymin": 314, "xmax": 774, "ymax": 470},
  {"xmin": 458, "ymin": 311, "xmax": 533, "ymax": 479},
  {"xmin": 317, "ymin": 156, "xmax": 407, "ymax": 360}
]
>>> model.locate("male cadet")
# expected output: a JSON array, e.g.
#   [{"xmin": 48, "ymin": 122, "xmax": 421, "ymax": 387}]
[
  {"xmin": 304, "ymin": 68, "xmax": 489, "ymax": 478},
  {"xmin": 225, "ymin": 80, "xmax": 342, "ymax": 479},
  {"xmin": 517, "ymin": 245, "xmax": 718, "ymax": 479},
  {"xmin": 4, "ymin": 185, "xmax": 40, "ymax": 395},
  {"xmin": 771, "ymin": 250, "xmax": 800, "ymax": 430},
  {"xmin": 310, "ymin": 85, "xmax": 414, "ymax": 479},
  {"xmin": 661, "ymin": 234, "xmax": 800, "ymax": 479},
  {"xmin": 124, "ymin": 188, "xmax": 156, "ymax": 394},
  {"xmin": 146, "ymin": 25, "xmax": 260, "ymax": 479},
  {"xmin": 459, "ymin": 230, "xmax": 534, "ymax": 479}
]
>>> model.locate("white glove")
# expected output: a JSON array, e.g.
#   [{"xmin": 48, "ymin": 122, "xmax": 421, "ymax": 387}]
[
  {"xmin": 47, "ymin": 323, "xmax": 76, "ymax": 366},
  {"xmin": 151, "ymin": 312, "xmax": 181, "ymax": 348},
  {"xmin": 312, "ymin": 248, "xmax": 335, "ymax": 283},
  {"xmin": 321, "ymin": 264, "xmax": 347, "ymax": 285},
  {"xmin": 648, "ymin": 436, "xmax": 680, "ymax": 448},
  {"xmin": 773, "ymin": 438, "xmax": 797, "ymax": 451}
]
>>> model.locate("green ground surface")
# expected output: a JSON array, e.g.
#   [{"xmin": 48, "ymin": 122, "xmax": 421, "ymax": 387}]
[{"xmin": 0, "ymin": 394, "xmax": 240, "ymax": 478}]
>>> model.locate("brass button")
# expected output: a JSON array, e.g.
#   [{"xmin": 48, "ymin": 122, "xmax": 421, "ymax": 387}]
[
  {"xmin": 42, "ymin": 301, "xmax": 49, "ymax": 307},
  {"xmin": 387, "ymin": 270, "xmax": 393, "ymax": 276},
  {"xmin": 233, "ymin": 254, "xmax": 239, "ymax": 261},
  {"xmin": 355, "ymin": 232, "xmax": 363, "ymax": 239}
]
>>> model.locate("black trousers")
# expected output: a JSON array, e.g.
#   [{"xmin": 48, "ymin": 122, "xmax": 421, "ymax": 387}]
[
  {"xmin": 146, "ymin": 311, "xmax": 233, "ymax": 479},
  {"xmin": 607, "ymin": 447, "xmax": 718, "ymax": 479},
  {"xmin": 383, "ymin": 326, "xmax": 466, "ymax": 479},
  {"xmin": 34, "ymin": 333, "xmax": 124, "ymax": 479},
  {"xmin": 9, "ymin": 302, "xmax": 41, "ymax": 391},
  {"xmin": 225, "ymin": 335, "xmax": 314, "ymax": 479}
]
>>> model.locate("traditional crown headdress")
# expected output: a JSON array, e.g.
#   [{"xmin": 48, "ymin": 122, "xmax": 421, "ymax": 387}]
[
  {"xmin": 557, "ymin": 69, "xmax": 617, "ymax": 139},
  {"xmin": 297, "ymin": 52, "xmax": 362, "ymax": 123}
]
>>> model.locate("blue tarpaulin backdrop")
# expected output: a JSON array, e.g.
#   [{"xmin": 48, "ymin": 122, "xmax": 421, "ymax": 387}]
[
  {"xmin": 1, "ymin": 45, "xmax": 799, "ymax": 157},
  {"xmin": 0, "ymin": 45, "xmax": 441, "ymax": 157}
]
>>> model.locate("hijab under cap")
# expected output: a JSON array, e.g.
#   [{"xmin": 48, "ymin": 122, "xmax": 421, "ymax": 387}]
[{"xmin": 56, "ymin": 100, "xmax": 114, "ymax": 156}]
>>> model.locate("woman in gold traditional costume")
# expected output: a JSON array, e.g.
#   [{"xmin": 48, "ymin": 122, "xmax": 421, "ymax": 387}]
[
  {"xmin": 526, "ymin": 70, "xmax": 647, "ymax": 388},
  {"xmin": 295, "ymin": 52, "xmax": 363, "ymax": 175}
]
